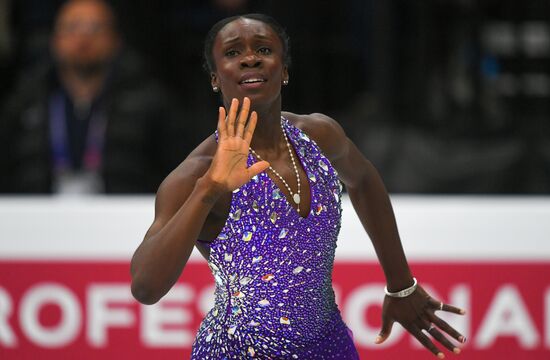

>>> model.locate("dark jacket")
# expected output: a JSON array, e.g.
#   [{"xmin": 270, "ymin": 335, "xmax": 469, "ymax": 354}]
[{"xmin": 0, "ymin": 50, "xmax": 194, "ymax": 193}]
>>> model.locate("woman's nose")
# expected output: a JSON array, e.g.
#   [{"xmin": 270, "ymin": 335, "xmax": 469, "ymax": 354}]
[{"xmin": 240, "ymin": 52, "xmax": 261, "ymax": 68}]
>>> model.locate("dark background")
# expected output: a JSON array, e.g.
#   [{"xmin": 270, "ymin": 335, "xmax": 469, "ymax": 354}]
[{"xmin": 1, "ymin": 0, "xmax": 549, "ymax": 193}]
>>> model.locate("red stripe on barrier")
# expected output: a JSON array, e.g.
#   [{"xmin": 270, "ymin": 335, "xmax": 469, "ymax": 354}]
[{"xmin": 0, "ymin": 261, "xmax": 549, "ymax": 359}]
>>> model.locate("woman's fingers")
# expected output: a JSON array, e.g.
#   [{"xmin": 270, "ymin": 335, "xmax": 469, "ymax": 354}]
[
  {"xmin": 235, "ymin": 97, "xmax": 250, "ymax": 138},
  {"xmin": 243, "ymin": 111, "xmax": 258, "ymax": 145},
  {"xmin": 248, "ymin": 160, "xmax": 270, "ymax": 178},
  {"xmin": 226, "ymin": 98, "xmax": 239, "ymax": 137},
  {"xmin": 217, "ymin": 106, "xmax": 227, "ymax": 139},
  {"xmin": 421, "ymin": 321, "xmax": 461, "ymax": 354},
  {"xmin": 419, "ymin": 319, "xmax": 456, "ymax": 352},
  {"xmin": 428, "ymin": 298, "xmax": 466, "ymax": 315},
  {"xmin": 223, "ymin": 97, "xmax": 255, "ymax": 139},
  {"xmin": 442, "ymin": 303, "xmax": 466, "ymax": 315},
  {"xmin": 428, "ymin": 312, "xmax": 467, "ymax": 344},
  {"xmin": 375, "ymin": 315, "xmax": 394, "ymax": 344},
  {"xmin": 405, "ymin": 323, "xmax": 445, "ymax": 359}
]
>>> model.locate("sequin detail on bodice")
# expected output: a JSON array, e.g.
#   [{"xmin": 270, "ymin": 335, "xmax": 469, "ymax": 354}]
[{"xmin": 191, "ymin": 118, "xmax": 358, "ymax": 359}]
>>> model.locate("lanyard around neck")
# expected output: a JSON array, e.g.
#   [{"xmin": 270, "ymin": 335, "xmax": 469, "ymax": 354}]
[{"xmin": 49, "ymin": 91, "xmax": 107, "ymax": 172}]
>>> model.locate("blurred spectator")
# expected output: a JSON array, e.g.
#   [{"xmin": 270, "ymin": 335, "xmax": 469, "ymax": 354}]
[
  {"xmin": 0, "ymin": 0, "xmax": 192, "ymax": 194},
  {"xmin": 3, "ymin": 0, "xmax": 547, "ymax": 194}
]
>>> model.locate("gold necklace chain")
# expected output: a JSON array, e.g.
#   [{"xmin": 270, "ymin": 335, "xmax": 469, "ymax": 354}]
[{"xmin": 249, "ymin": 118, "xmax": 301, "ymax": 211}]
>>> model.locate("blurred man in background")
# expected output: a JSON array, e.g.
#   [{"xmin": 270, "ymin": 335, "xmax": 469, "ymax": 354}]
[{"xmin": 0, "ymin": 0, "xmax": 191, "ymax": 194}]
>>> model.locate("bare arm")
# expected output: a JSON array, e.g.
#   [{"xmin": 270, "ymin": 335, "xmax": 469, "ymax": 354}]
[
  {"xmin": 332, "ymin": 136, "xmax": 414, "ymax": 291},
  {"xmin": 130, "ymin": 97, "xmax": 269, "ymax": 304},
  {"xmin": 301, "ymin": 113, "xmax": 465, "ymax": 357},
  {"xmin": 130, "ymin": 159, "xmax": 222, "ymax": 304}
]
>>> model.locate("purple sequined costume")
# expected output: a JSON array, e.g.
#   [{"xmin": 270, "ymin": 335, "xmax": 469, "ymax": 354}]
[{"xmin": 191, "ymin": 118, "xmax": 359, "ymax": 359}]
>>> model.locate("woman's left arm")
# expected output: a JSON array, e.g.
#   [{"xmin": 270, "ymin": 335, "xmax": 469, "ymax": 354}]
[{"xmin": 307, "ymin": 114, "xmax": 466, "ymax": 358}]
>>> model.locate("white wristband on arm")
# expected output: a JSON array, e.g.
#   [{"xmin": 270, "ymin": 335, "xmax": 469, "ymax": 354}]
[{"xmin": 384, "ymin": 277, "xmax": 418, "ymax": 298}]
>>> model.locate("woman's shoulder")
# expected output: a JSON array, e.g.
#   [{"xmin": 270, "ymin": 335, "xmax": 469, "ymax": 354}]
[{"xmin": 282, "ymin": 111, "xmax": 348, "ymax": 161}]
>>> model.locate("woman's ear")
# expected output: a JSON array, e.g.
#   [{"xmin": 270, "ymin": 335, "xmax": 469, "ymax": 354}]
[
  {"xmin": 211, "ymin": 73, "xmax": 220, "ymax": 92},
  {"xmin": 282, "ymin": 66, "xmax": 289, "ymax": 85}
]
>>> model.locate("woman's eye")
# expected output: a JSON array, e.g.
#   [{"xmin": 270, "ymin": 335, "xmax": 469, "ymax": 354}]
[
  {"xmin": 225, "ymin": 50, "xmax": 239, "ymax": 57},
  {"xmin": 258, "ymin": 47, "xmax": 272, "ymax": 55}
]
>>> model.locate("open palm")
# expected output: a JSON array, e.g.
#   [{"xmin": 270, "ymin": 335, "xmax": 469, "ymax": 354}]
[{"xmin": 204, "ymin": 97, "xmax": 269, "ymax": 192}]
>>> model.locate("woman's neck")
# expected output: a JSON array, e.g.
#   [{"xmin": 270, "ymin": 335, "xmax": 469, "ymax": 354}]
[{"xmin": 248, "ymin": 99, "xmax": 285, "ymax": 154}]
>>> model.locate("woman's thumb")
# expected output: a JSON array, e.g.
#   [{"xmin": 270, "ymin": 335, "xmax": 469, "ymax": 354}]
[{"xmin": 375, "ymin": 319, "xmax": 394, "ymax": 344}]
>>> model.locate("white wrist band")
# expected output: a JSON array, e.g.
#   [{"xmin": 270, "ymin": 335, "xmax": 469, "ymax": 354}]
[{"xmin": 384, "ymin": 277, "xmax": 418, "ymax": 298}]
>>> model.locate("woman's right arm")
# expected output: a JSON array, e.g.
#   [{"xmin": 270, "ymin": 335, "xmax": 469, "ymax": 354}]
[
  {"xmin": 130, "ymin": 156, "xmax": 223, "ymax": 305},
  {"xmin": 130, "ymin": 97, "xmax": 269, "ymax": 305}
]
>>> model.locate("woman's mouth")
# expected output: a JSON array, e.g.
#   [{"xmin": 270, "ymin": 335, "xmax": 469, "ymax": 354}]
[
  {"xmin": 239, "ymin": 78, "xmax": 267, "ymax": 89},
  {"xmin": 239, "ymin": 78, "xmax": 266, "ymax": 84}
]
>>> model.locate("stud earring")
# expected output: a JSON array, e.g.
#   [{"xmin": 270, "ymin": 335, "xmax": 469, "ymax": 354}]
[
  {"xmin": 212, "ymin": 86, "xmax": 219, "ymax": 93},
  {"xmin": 283, "ymin": 80, "xmax": 289, "ymax": 86}
]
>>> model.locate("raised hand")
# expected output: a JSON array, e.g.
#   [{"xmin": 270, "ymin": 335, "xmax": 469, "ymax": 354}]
[
  {"xmin": 375, "ymin": 286, "xmax": 466, "ymax": 358},
  {"xmin": 203, "ymin": 97, "xmax": 270, "ymax": 192}
]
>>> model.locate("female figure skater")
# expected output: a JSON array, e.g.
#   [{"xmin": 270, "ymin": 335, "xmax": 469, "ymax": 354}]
[{"xmin": 130, "ymin": 13, "xmax": 466, "ymax": 359}]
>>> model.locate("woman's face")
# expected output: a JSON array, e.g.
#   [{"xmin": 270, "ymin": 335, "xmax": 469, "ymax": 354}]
[{"xmin": 210, "ymin": 18, "xmax": 288, "ymax": 107}]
